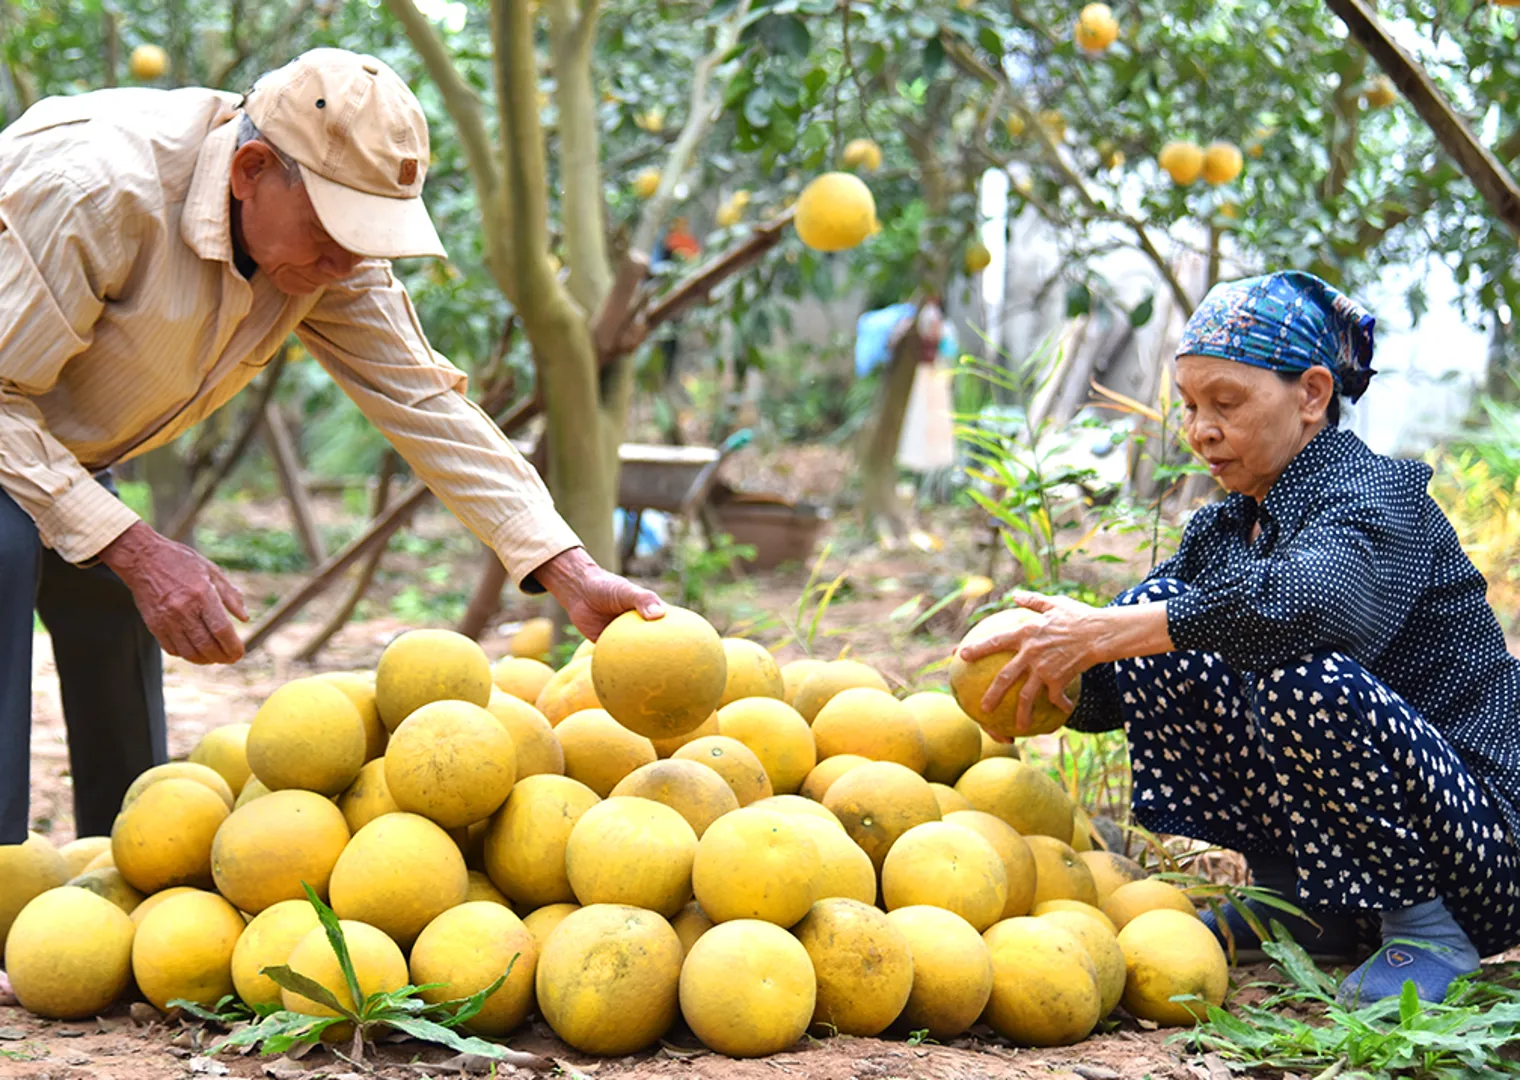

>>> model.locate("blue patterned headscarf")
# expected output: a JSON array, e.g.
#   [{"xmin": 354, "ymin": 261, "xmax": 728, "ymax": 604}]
[{"xmin": 1176, "ymin": 271, "xmax": 1377, "ymax": 402}]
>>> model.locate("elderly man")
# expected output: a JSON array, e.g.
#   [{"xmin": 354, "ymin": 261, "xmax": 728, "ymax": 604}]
[{"xmin": 0, "ymin": 48, "xmax": 662, "ymax": 849}]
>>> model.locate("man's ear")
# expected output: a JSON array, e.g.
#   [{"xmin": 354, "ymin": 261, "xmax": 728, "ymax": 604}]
[{"xmin": 229, "ymin": 142, "xmax": 275, "ymax": 200}]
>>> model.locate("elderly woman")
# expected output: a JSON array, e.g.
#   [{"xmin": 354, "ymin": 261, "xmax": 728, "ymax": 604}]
[{"xmin": 964, "ymin": 271, "xmax": 1520, "ymax": 1006}]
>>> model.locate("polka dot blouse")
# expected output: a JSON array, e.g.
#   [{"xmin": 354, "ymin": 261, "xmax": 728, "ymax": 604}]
[{"xmin": 1072, "ymin": 425, "xmax": 1520, "ymax": 846}]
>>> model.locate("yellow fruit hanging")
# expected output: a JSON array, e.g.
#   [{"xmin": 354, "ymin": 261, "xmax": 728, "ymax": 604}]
[
  {"xmin": 1365, "ymin": 75, "xmax": 1397, "ymax": 109},
  {"xmin": 1158, "ymin": 141, "xmax": 1205, "ymax": 185},
  {"xmin": 1074, "ymin": 4, "xmax": 1119, "ymax": 54},
  {"xmin": 635, "ymin": 106, "xmax": 665, "ymax": 133},
  {"xmin": 840, "ymin": 138, "xmax": 883, "ymax": 172},
  {"xmin": 129, "ymin": 44, "xmax": 168, "ymax": 81},
  {"xmin": 964, "ymin": 241, "xmax": 992, "ymax": 275},
  {"xmin": 1244, "ymin": 125, "xmax": 1273, "ymax": 159},
  {"xmin": 794, "ymin": 172, "xmax": 878, "ymax": 253},
  {"xmin": 1038, "ymin": 110, "xmax": 1067, "ymax": 144},
  {"xmin": 1004, "ymin": 114, "xmax": 1026, "ymax": 139},
  {"xmin": 1201, "ymin": 141, "xmax": 1243, "ymax": 186},
  {"xmin": 633, "ymin": 167, "xmax": 662, "ymax": 199}
]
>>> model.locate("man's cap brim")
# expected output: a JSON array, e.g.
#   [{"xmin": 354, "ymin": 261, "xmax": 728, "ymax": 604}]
[{"xmin": 301, "ymin": 165, "xmax": 447, "ymax": 260}]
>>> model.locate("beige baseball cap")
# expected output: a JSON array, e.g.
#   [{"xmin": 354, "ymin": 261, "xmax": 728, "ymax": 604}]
[{"xmin": 242, "ymin": 48, "xmax": 446, "ymax": 260}]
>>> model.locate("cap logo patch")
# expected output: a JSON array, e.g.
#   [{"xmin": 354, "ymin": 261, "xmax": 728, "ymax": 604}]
[{"xmin": 398, "ymin": 158, "xmax": 418, "ymax": 185}]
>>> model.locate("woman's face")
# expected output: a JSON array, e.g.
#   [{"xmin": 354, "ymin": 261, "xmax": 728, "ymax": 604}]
[{"xmin": 1174, "ymin": 354, "xmax": 1335, "ymax": 502}]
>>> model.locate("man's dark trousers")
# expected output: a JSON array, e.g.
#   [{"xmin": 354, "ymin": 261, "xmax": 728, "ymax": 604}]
[{"xmin": 1, "ymin": 480, "xmax": 167, "ymax": 845}]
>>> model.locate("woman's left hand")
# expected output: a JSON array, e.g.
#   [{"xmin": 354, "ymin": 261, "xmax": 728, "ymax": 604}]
[{"xmin": 959, "ymin": 590, "xmax": 1103, "ymax": 737}]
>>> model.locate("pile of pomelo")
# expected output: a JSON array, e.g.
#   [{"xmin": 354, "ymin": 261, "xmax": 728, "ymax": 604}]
[{"xmin": 1, "ymin": 606, "xmax": 1227, "ymax": 1057}]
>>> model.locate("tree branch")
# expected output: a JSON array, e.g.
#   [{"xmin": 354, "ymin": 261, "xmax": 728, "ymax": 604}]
[
  {"xmin": 495, "ymin": 0, "xmax": 559, "ymax": 313},
  {"xmin": 1324, "ymin": 0, "xmax": 1520, "ymax": 237},
  {"xmin": 549, "ymin": 0, "xmax": 613, "ymax": 313}
]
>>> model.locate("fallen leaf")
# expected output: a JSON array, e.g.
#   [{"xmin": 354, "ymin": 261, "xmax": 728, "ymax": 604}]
[
  {"xmin": 0, "ymin": 1027, "xmax": 25, "ymax": 1041},
  {"xmin": 1203, "ymin": 1052, "xmax": 1233, "ymax": 1080},
  {"xmin": 659, "ymin": 1041, "xmax": 709, "ymax": 1060},
  {"xmin": 1073, "ymin": 1068, "xmax": 1122, "ymax": 1080},
  {"xmin": 129, "ymin": 1002, "xmax": 161, "ymax": 1026},
  {"xmin": 263, "ymin": 1058, "xmax": 306, "ymax": 1080},
  {"xmin": 55, "ymin": 1028, "xmax": 85, "ymax": 1038},
  {"xmin": 65, "ymin": 1055, "xmax": 91, "ymax": 1066},
  {"xmin": 188, "ymin": 1055, "xmax": 230, "ymax": 1075}
]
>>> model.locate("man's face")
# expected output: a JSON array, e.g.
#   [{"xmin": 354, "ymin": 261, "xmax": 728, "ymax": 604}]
[{"xmin": 229, "ymin": 142, "xmax": 362, "ymax": 295}]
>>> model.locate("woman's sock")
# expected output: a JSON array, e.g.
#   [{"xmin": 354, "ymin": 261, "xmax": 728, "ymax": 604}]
[{"xmin": 1380, "ymin": 896, "xmax": 1480, "ymax": 971}]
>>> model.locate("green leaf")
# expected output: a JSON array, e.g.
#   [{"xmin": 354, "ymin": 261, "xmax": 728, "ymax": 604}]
[
  {"xmin": 216, "ymin": 1009, "xmax": 345, "ymax": 1052},
  {"xmin": 381, "ymin": 1015, "xmax": 513, "ymax": 1058},
  {"xmin": 432, "ymin": 966, "xmax": 513, "ymax": 1030},
  {"xmin": 1129, "ymin": 294, "xmax": 1155, "ymax": 328},
  {"xmin": 1065, "ymin": 282, "xmax": 1092, "ymax": 317},
  {"xmin": 302, "ymin": 882, "xmax": 363, "ymax": 1016},
  {"xmin": 258, "ymin": 967, "xmax": 357, "ymax": 1023},
  {"xmin": 758, "ymin": 15, "xmax": 811, "ymax": 59},
  {"xmin": 1399, "ymin": 978, "xmax": 1421, "ymax": 1024},
  {"xmin": 978, "ymin": 27, "xmax": 1003, "ymax": 55},
  {"xmin": 167, "ymin": 996, "xmax": 252, "ymax": 1024},
  {"xmin": 922, "ymin": 36, "xmax": 945, "ymax": 79}
]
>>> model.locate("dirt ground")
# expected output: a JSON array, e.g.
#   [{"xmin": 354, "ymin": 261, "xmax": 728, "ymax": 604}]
[{"xmin": 12, "ymin": 496, "xmax": 1519, "ymax": 1079}]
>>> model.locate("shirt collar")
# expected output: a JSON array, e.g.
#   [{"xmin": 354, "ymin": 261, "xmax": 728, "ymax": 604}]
[
  {"xmin": 1258, "ymin": 425, "xmax": 1364, "ymax": 530},
  {"xmin": 180, "ymin": 111, "xmax": 240, "ymax": 264}
]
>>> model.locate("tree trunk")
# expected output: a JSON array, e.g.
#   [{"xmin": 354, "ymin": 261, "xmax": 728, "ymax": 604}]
[
  {"xmin": 537, "ymin": 326, "xmax": 619, "ymax": 570},
  {"xmin": 859, "ymin": 328, "xmax": 921, "ymax": 542},
  {"xmin": 141, "ymin": 443, "xmax": 192, "ymax": 533}
]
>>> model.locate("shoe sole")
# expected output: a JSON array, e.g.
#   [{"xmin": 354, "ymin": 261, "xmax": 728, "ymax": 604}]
[{"xmin": 1227, "ymin": 946, "xmax": 1357, "ymax": 965}]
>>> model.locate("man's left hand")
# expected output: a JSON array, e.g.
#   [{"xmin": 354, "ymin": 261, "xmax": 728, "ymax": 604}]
[{"xmin": 532, "ymin": 547, "xmax": 665, "ymax": 641}]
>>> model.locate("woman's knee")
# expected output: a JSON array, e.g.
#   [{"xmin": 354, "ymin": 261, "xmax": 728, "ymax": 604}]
[{"xmin": 1113, "ymin": 577, "xmax": 1190, "ymax": 608}]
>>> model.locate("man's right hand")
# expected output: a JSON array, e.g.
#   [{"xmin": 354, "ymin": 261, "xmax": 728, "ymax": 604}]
[{"xmin": 98, "ymin": 521, "xmax": 249, "ymax": 665}]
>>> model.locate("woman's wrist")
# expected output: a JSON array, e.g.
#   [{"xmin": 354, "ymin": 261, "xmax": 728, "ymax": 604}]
[{"xmin": 1091, "ymin": 602, "xmax": 1174, "ymax": 666}]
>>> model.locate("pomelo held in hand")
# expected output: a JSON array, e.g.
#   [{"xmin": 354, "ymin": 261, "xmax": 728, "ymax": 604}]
[
  {"xmin": 592, "ymin": 608, "xmax": 727, "ymax": 740},
  {"xmin": 949, "ymin": 609, "xmax": 1079, "ymax": 738}
]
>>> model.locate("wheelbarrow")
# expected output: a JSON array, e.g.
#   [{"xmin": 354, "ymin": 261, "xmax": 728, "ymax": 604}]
[{"xmin": 614, "ymin": 429, "xmax": 753, "ymax": 563}]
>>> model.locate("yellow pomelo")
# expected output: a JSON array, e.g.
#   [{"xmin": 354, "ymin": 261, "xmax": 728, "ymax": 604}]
[
  {"xmin": 536, "ymin": 904, "xmax": 683, "ymax": 1055},
  {"xmin": 798, "ymin": 753, "xmax": 870, "ymax": 802},
  {"xmin": 375, "ymin": 629, "xmax": 492, "ymax": 731},
  {"xmin": 248, "ymin": 678, "xmax": 366, "ymax": 796},
  {"xmin": 795, "ymin": 172, "xmax": 877, "ymax": 253},
  {"xmin": 129, "ymin": 43, "xmax": 168, "ymax": 80},
  {"xmin": 794, "ymin": 898, "xmax": 913, "ymax": 1036},
  {"xmin": 1365, "ymin": 74, "xmax": 1397, "ymax": 109},
  {"xmin": 336, "ymin": 759, "xmax": 399, "ymax": 834},
  {"xmin": 717, "ymin": 697, "xmax": 817, "ymax": 795},
  {"xmin": 943, "ymin": 810, "xmax": 1038, "ymax": 918},
  {"xmin": 1159, "ymin": 140, "xmax": 1205, "ymax": 185},
  {"xmin": 123, "ymin": 762, "xmax": 234, "ymax": 810},
  {"xmin": 751, "ymin": 794, "xmax": 843, "ymax": 828},
  {"xmin": 964, "ymin": 241, "xmax": 992, "ymax": 275},
  {"xmin": 484, "ymin": 691, "xmax": 564, "ymax": 778},
  {"xmin": 235, "ymin": 776, "xmax": 272, "ymax": 809},
  {"xmin": 1202, "ymin": 141, "xmax": 1243, "ymax": 186},
  {"xmin": 492, "ymin": 656, "xmax": 556, "ymax": 705},
  {"xmin": 1033, "ymin": 899, "xmax": 1117, "ymax": 933},
  {"xmin": 132, "ymin": 890, "xmax": 245, "ymax": 1011},
  {"xmin": 955, "ymin": 757, "xmax": 1075, "ymax": 839},
  {"xmin": 57, "ymin": 837, "xmax": 112, "ymax": 879},
  {"xmin": 81, "ymin": 848, "xmax": 115, "ymax": 873},
  {"xmin": 903, "ymin": 692, "xmax": 982, "ymax": 785},
  {"xmin": 949, "ymin": 610, "xmax": 1077, "ymax": 738},
  {"xmin": 717, "ymin": 639, "xmax": 785, "ymax": 706},
  {"xmin": 6, "ymin": 886, "xmax": 135, "ymax": 1018},
  {"xmin": 188, "ymin": 723, "xmax": 253, "ymax": 796},
  {"xmin": 882, "ymin": 821, "xmax": 1009, "ymax": 932},
  {"xmin": 510, "ymin": 617, "xmax": 554, "ymax": 661},
  {"xmin": 632, "ymin": 167, "xmax": 661, "ymax": 199},
  {"xmin": 314, "ymin": 672, "xmax": 389, "ymax": 762},
  {"xmin": 411, "ymin": 902, "xmax": 538, "ymax": 1036},
  {"xmin": 451, "ymin": 821, "xmax": 490, "ymax": 872},
  {"xmin": 64, "ymin": 867, "xmax": 144, "ymax": 915},
  {"xmin": 610, "ymin": 760, "xmax": 739, "ymax": 838},
  {"xmin": 1118, "ymin": 908, "xmax": 1228, "ymax": 1025},
  {"xmin": 1039, "ymin": 109, "xmax": 1067, "ymax": 142},
  {"xmin": 211, "ymin": 789, "xmax": 351, "ymax": 913},
  {"xmin": 673, "ymin": 735, "xmax": 773, "ymax": 805},
  {"xmin": 1071, "ymin": 806, "xmax": 1095, "ymax": 852},
  {"xmin": 790, "ymin": 816, "xmax": 876, "ymax": 905},
  {"xmin": 465, "ymin": 870, "xmax": 510, "ymax": 906},
  {"xmin": 112, "ymin": 777, "xmax": 228, "ymax": 894},
  {"xmin": 1004, "ymin": 113, "xmax": 1027, "ymax": 138},
  {"xmin": 484, "ymin": 774, "xmax": 600, "ymax": 908},
  {"xmin": 0, "ymin": 835, "xmax": 70, "ymax": 953},
  {"xmin": 671, "ymin": 900, "xmax": 715, "ymax": 959},
  {"xmin": 283, "ymin": 919, "xmax": 408, "ymax": 1040},
  {"xmin": 680, "ymin": 919, "xmax": 815, "ymax": 1057},
  {"xmin": 981, "ymin": 728, "xmax": 1019, "ymax": 759},
  {"xmin": 1103, "ymin": 878, "xmax": 1197, "ymax": 932},
  {"xmin": 983, "ymin": 917, "xmax": 1101, "ymax": 1046},
  {"xmin": 556, "ymin": 709, "xmax": 657, "ymax": 797},
  {"xmin": 572, "ymin": 639, "xmax": 596, "ymax": 662},
  {"xmin": 780, "ymin": 658, "xmax": 827, "ymax": 705},
  {"xmin": 231, "ymin": 899, "xmax": 321, "ymax": 1009},
  {"xmin": 930, "ymin": 783, "xmax": 974, "ymax": 816},
  {"xmin": 822, "ymin": 761, "xmax": 941, "ymax": 872},
  {"xmin": 1037, "ymin": 908, "xmax": 1126, "ymax": 1017},
  {"xmin": 1027, "ymin": 835, "xmax": 1100, "ymax": 907},
  {"xmin": 521, "ymin": 902, "xmax": 579, "ymax": 951},
  {"xmin": 693, "ymin": 808, "xmax": 819, "ymax": 926},
  {"xmin": 328, "ymin": 812, "xmax": 468, "ymax": 949},
  {"xmin": 592, "ymin": 608, "xmax": 727, "ymax": 740},
  {"xmin": 385, "ymin": 699, "xmax": 517, "ymax": 829},
  {"xmin": 1077, "ymin": 850, "xmax": 1149, "ymax": 906},
  {"xmin": 130, "ymin": 886, "xmax": 206, "ymax": 926},
  {"xmin": 649, "ymin": 711, "xmax": 718, "ymax": 758},
  {"xmin": 813, "ymin": 688, "xmax": 929, "ymax": 774},
  {"xmin": 1074, "ymin": 2, "xmax": 1119, "ymax": 52},
  {"xmin": 565, "ymin": 797, "xmax": 698, "ymax": 917},
  {"xmin": 886, "ymin": 905, "xmax": 994, "ymax": 1039},
  {"xmin": 792, "ymin": 660, "xmax": 889, "ymax": 723},
  {"xmin": 534, "ymin": 657, "xmax": 601, "ymax": 726},
  {"xmin": 840, "ymin": 137, "xmax": 883, "ymax": 172}
]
